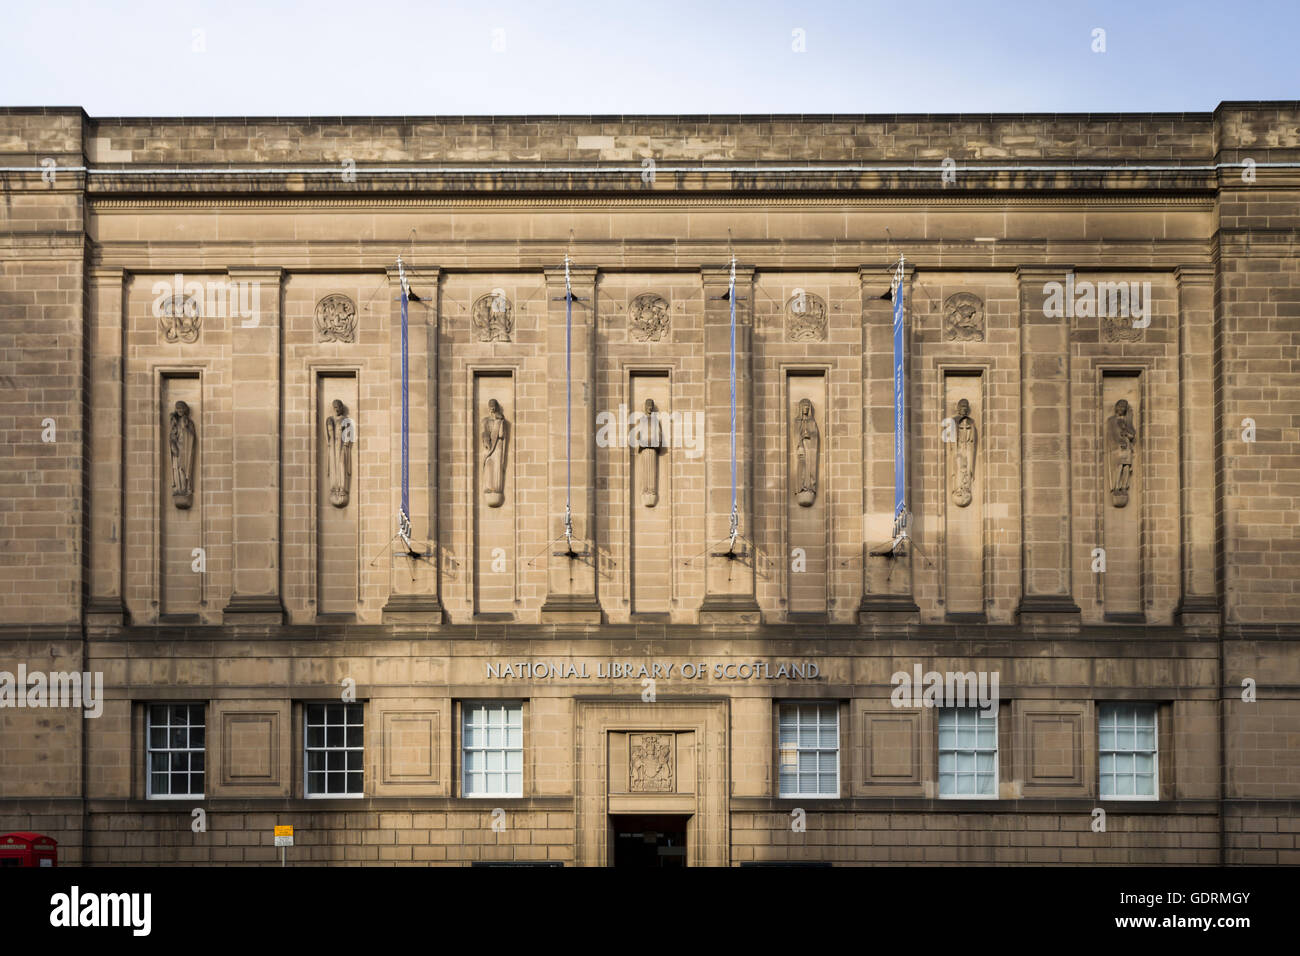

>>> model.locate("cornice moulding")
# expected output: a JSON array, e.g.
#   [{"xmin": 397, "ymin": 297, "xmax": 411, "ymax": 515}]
[{"xmin": 87, "ymin": 193, "xmax": 1217, "ymax": 211}]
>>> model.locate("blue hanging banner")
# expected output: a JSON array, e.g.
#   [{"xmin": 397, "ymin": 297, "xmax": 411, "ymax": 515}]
[
  {"xmin": 892, "ymin": 264, "xmax": 906, "ymax": 537},
  {"xmin": 564, "ymin": 256, "xmax": 573, "ymax": 545},
  {"xmin": 729, "ymin": 256, "xmax": 737, "ymax": 540},
  {"xmin": 397, "ymin": 257, "xmax": 411, "ymax": 545}
]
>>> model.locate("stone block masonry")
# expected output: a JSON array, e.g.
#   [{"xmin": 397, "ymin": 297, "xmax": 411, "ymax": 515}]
[{"xmin": 0, "ymin": 104, "xmax": 1297, "ymax": 865}]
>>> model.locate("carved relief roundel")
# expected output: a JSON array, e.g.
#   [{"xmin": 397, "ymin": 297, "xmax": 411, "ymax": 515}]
[
  {"xmin": 159, "ymin": 294, "xmax": 201, "ymax": 344},
  {"xmin": 629, "ymin": 293, "xmax": 670, "ymax": 342},
  {"xmin": 316, "ymin": 294, "xmax": 357, "ymax": 343},
  {"xmin": 1102, "ymin": 315, "xmax": 1144, "ymax": 343},
  {"xmin": 943, "ymin": 292, "xmax": 984, "ymax": 341}
]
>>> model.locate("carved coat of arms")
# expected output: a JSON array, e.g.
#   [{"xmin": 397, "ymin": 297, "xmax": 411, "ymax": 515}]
[
  {"xmin": 630, "ymin": 733, "xmax": 674, "ymax": 792},
  {"xmin": 786, "ymin": 291, "xmax": 827, "ymax": 342}
]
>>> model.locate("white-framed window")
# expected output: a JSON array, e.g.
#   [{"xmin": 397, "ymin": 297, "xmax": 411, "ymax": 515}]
[
  {"xmin": 938, "ymin": 706, "xmax": 998, "ymax": 798},
  {"xmin": 147, "ymin": 703, "xmax": 205, "ymax": 799},
  {"xmin": 777, "ymin": 702, "xmax": 839, "ymax": 798},
  {"xmin": 304, "ymin": 702, "xmax": 364, "ymax": 797},
  {"xmin": 1099, "ymin": 703, "xmax": 1158, "ymax": 800},
  {"xmin": 462, "ymin": 701, "xmax": 523, "ymax": 798}
]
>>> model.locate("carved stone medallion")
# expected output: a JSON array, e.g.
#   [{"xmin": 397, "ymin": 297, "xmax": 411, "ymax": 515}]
[
  {"xmin": 629, "ymin": 293, "xmax": 670, "ymax": 343},
  {"xmin": 1101, "ymin": 315, "xmax": 1143, "ymax": 343},
  {"xmin": 316, "ymin": 294, "xmax": 357, "ymax": 343},
  {"xmin": 943, "ymin": 292, "xmax": 984, "ymax": 342},
  {"xmin": 472, "ymin": 291, "xmax": 513, "ymax": 342},
  {"xmin": 629, "ymin": 733, "xmax": 674, "ymax": 792},
  {"xmin": 786, "ymin": 291, "xmax": 827, "ymax": 342},
  {"xmin": 159, "ymin": 295, "xmax": 201, "ymax": 344}
]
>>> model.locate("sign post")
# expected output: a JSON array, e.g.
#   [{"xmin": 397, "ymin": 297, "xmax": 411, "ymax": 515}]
[{"xmin": 274, "ymin": 824, "xmax": 293, "ymax": 867}]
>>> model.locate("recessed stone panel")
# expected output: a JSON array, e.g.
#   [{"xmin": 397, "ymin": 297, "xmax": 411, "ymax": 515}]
[
  {"xmin": 380, "ymin": 709, "xmax": 440, "ymax": 787},
  {"xmin": 1018, "ymin": 703, "xmax": 1087, "ymax": 796},
  {"xmin": 855, "ymin": 703, "xmax": 926, "ymax": 796}
]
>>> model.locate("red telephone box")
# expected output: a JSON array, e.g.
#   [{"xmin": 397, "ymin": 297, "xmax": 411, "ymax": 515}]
[{"xmin": 0, "ymin": 832, "xmax": 57, "ymax": 867}]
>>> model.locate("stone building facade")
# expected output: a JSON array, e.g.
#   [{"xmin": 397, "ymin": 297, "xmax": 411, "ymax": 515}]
[{"xmin": 1, "ymin": 104, "xmax": 1298, "ymax": 865}]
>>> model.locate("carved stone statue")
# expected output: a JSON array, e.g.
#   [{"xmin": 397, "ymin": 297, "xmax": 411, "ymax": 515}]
[
  {"xmin": 325, "ymin": 399, "xmax": 354, "ymax": 508},
  {"xmin": 168, "ymin": 400, "xmax": 197, "ymax": 509},
  {"xmin": 481, "ymin": 398, "xmax": 508, "ymax": 507},
  {"xmin": 950, "ymin": 398, "xmax": 977, "ymax": 508},
  {"xmin": 631, "ymin": 398, "xmax": 665, "ymax": 507},
  {"xmin": 793, "ymin": 398, "xmax": 820, "ymax": 506},
  {"xmin": 1106, "ymin": 399, "xmax": 1137, "ymax": 508}
]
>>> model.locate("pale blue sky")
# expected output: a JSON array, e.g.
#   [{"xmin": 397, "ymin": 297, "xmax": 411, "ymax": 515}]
[{"xmin": 1, "ymin": 0, "xmax": 1295, "ymax": 115}]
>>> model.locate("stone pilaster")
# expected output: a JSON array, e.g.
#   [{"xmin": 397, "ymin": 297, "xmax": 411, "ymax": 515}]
[
  {"xmin": 86, "ymin": 267, "xmax": 127, "ymax": 626},
  {"xmin": 222, "ymin": 266, "xmax": 285, "ymax": 624},
  {"xmin": 382, "ymin": 266, "xmax": 442, "ymax": 623},
  {"xmin": 540, "ymin": 265, "xmax": 601, "ymax": 624},
  {"xmin": 1175, "ymin": 265, "xmax": 1220, "ymax": 627},
  {"xmin": 698, "ymin": 264, "xmax": 760, "ymax": 624},
  {"xmin": 1015, "ymin": 265, "xmax": 1081, "ymax": 628}
]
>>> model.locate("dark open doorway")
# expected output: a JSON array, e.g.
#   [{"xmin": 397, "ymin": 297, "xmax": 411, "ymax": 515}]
[{"xmin": 610, "ymin": 814, "xmax": 689, "ymax": 867}]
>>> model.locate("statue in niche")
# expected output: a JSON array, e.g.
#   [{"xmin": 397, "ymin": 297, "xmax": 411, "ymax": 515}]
[
  {"xmin": 324, "ymin": 399, "xmax": 355, "ymax": 508},
  {"xmin": 1106, "ymin": 399, "xmax": 1137, "ymax": 508},
  {"xmin": 168, "ymin": 400, "xmax": 197, "ymax": 509},
  {"xmin": 950, "ymin": 398, "xmax": 977, "ymax": 508},
  {"xmin": 631, "ymin": 398, "xmax": 665, "ymax": 508},
  {"xmin": 480, "ymin": 398, "xmax": 509, "ymax": 508},
  {"xmin": 793, "ymin": 398, "xmax": 820, "ymax": 507}
]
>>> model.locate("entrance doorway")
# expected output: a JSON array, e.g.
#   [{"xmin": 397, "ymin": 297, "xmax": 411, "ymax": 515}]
[{"xmin": 610, "ymin": 815, "xmax": 689, "ymax": 867}]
